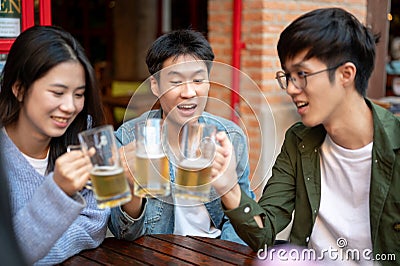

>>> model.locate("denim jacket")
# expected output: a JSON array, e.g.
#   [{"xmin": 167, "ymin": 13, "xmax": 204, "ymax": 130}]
[{"xmin": 109, "ymin": 110, "xmax": 255, "ymax": 245}]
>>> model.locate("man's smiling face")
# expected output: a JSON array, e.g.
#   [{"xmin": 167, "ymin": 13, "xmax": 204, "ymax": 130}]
[{"xmin": 150, "ymin": 54, "xmax": 210, "ymax": 127}]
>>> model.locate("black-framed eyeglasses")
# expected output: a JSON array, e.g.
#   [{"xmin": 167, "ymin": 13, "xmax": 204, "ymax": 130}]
[{"xmin": 275, "ymin": 62, "xmax": 345, "ymax": 91}]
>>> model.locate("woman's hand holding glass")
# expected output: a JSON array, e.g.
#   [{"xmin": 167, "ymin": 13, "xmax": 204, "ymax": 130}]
[{"xmin": 53, "ymin": 148, "xmax": 94, "ymax": 197}]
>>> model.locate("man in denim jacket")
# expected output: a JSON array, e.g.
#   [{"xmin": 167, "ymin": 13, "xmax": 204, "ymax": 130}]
[{"xmin": 108, "ymin": 29, "xmax": 255, "ymax": 245}]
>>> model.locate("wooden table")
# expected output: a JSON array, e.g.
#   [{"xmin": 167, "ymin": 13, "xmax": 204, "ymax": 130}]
[{"xmin": 60, "ymin": 234, "xmax": 259, "ymax": 265}]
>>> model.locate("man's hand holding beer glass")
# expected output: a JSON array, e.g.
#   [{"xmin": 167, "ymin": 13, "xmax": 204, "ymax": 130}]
[
  {"xmin": 210, "ymin": 131, "xmax": 241, "ymax": 210},
  {"xmin": 118, "ymin": 118, "xmax": 170, "ymax": 219},
  {"xmin": 119, "ymin": 142, "xmax": 145, "ymax": 219},
  {"xmin": 212, "ymin": 131, "xmax": 264, "ymax": 228}
]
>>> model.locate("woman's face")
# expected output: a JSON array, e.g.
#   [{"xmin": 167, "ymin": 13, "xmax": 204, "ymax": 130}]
[{"xmin": 15, "ymin": 61, "xmax": 86, "ymax": 140}]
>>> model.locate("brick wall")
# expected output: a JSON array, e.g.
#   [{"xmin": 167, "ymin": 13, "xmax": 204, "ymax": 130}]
[{"xmin": 207, "ymin": 0, "xmax": 367, "ymax": 198}]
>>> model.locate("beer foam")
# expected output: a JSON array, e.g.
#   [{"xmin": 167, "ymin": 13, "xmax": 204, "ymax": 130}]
[
  {"xmin": 91, "ymin": 166, "xmax": 123, "ymax": 176},
  {"xmin": 179, "ymin": 158, "xmax": 211, "ymax": 169},
  {"xmin": 136, "ymin": 152, "xmax": 165, "ymax": 159}
]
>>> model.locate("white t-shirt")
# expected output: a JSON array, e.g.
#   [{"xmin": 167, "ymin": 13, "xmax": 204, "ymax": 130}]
[
  {"xmin": 309, "ymin": 135, "xmax": 373, "ymax": 265},
  {"xmin": 174, "ymin": 197, "xmax": 221, "ymax": 238},
  {"xmin": 22, "ymin": 152, "xmax": 49, "ymax": 176}
]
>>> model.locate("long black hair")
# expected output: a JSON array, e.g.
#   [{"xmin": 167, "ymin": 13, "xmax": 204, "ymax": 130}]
[{"xmin": 0, "ymin": 25, "xmax": 105, "ymax": 173}]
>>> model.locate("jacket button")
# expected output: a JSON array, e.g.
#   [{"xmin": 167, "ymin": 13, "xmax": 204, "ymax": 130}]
[
  {"xmin": 244, "ymin": 206, "xmax": 251, "ymax": 213},
  {"xmin": 394, "ymin": 223, "xmax": 400, "ymax": 232}
]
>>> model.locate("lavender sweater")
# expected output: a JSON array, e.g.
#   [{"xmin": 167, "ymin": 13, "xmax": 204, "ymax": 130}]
[{"xmin": 0, "ymin": 129, "xmax": 110, "ymax": 265}]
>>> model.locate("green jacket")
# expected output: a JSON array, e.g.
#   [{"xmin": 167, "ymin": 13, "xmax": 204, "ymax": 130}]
[{"xmin": 225, "ymin": 99, "xmax": 400, "ymax": 262}]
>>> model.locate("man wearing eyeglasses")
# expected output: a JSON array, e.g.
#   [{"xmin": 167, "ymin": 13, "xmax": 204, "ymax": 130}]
[{"xmin": 211, "ymin": 7, "xmax": 399, "ymax": 264}]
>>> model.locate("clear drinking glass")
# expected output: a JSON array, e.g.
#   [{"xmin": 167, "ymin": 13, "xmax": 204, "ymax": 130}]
[
  {"xmin": 78, "ymin": 125, "xmax": 131, "ymax": 208},
  {"xmin": 134, "ymin": 118, "xmax": 170, "ymax": 197},
  {"xmin": 174, "ymin": 122, "xmax": 217, "ymax": 202}
]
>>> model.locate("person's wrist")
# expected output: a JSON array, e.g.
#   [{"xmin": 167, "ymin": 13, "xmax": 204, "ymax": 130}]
[
  {"xmin": 121, "ymin": 195, "xmax": 143, "ymax": 218},
  {"xmin": 213, "ymin": 172, "xmax": 239, "ymax": 196},
  {"xmin": 220, "ymin": 184, "xmax": 241, "ymax": 210}
]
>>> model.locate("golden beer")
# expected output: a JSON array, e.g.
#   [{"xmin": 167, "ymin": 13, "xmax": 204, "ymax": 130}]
[
  {"xmin": 175, "ymin": 158, "xmax": 212, "ymax": 201},
  {"xmin": 90, "ymin": 166, "xmax": 131, "ymax": 208},
  {"xmin": 134, "ymin": 153, "xmax": 170, "ymax": 197}
]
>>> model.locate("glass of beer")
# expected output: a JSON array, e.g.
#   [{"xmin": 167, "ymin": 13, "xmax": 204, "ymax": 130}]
[
  {"xmin": 174, "ymin": 122, "xmax": 217, "ymax": 202},
  {"xmin": 78, "ymin": 125, "xmax": 131, "ymax": 208},
  {"xmin": 134, "ymin": 118, "xmax": 170, "ymax": 197}
]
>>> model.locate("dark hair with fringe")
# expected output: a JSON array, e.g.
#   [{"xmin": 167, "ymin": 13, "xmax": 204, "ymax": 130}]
[
  {"xmin": 277, "ymin": 7, "xmax": 380, "ymax": 96},
  {"xmin": 145, "ymin": 29, "xmax": 215, "ymax": 79},
  {"xmin": 0, "ymin": 25, "xmax": 105, "ymax": 173}
]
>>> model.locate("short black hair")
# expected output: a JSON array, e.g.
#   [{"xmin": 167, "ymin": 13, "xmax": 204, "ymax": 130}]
[
  {"xmin": 146, "ymin": 29, "xmax": 215, "ymax": 77},
  {"xmin": 277, "ymin": 7, "xmax": 379, "ymax": 96}
]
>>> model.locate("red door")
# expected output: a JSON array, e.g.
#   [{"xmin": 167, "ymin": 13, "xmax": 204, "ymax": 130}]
[{"xmin": 0, "ymin": 0, "xmax": 52, "ymax": 53}]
